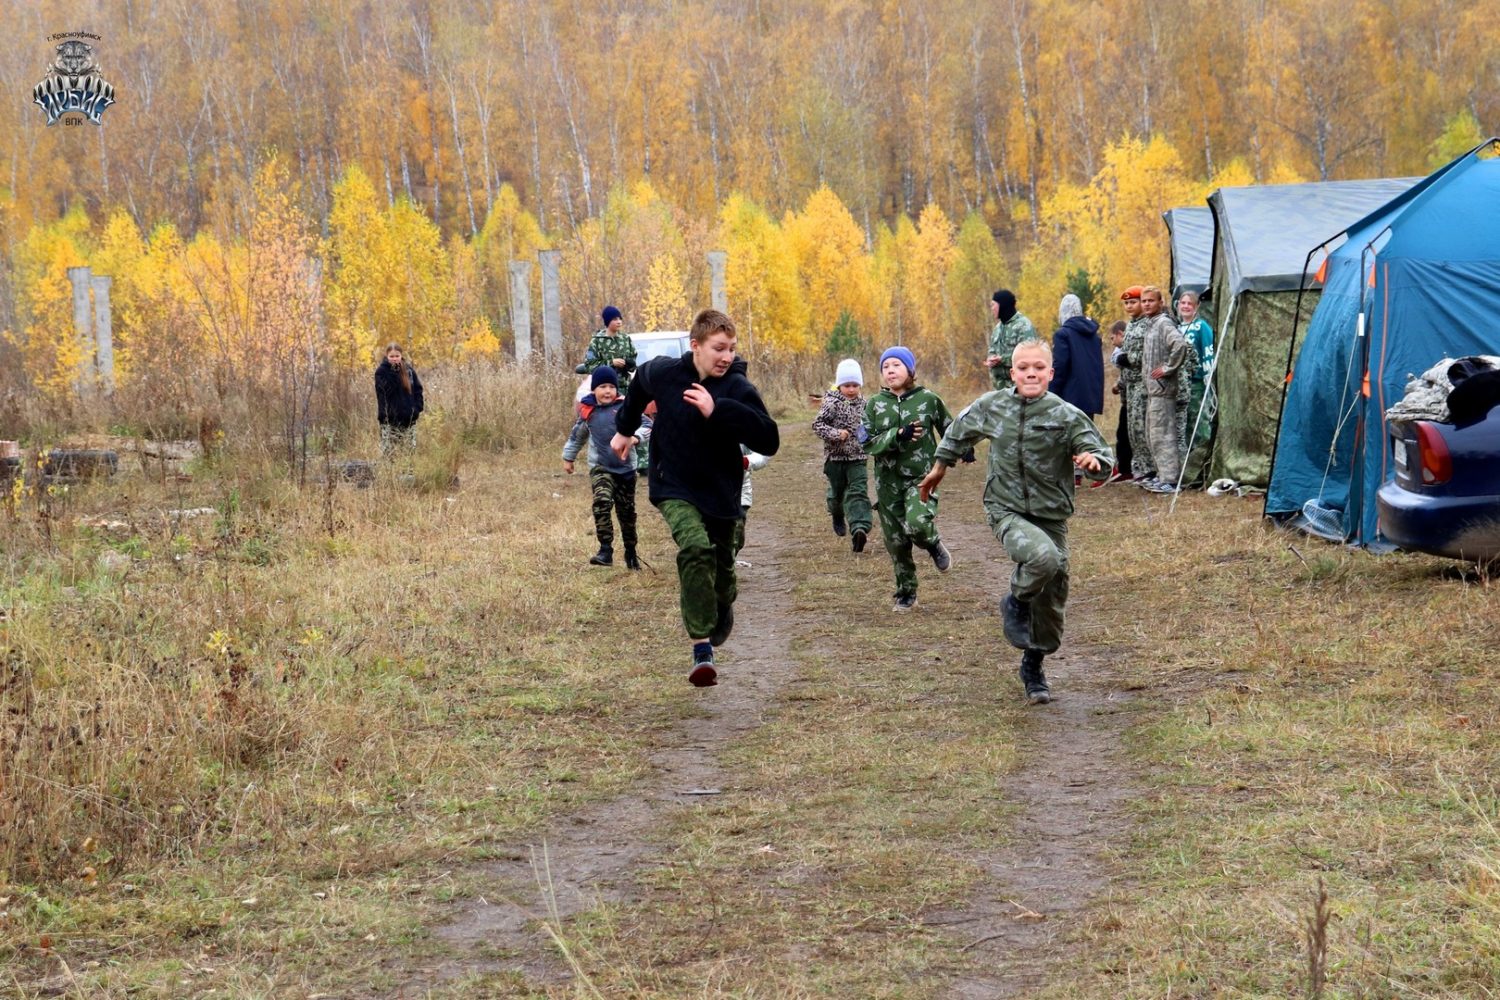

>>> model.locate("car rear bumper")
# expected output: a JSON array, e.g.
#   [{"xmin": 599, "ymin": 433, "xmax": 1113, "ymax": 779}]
[{"xmin": 1377, "ymin": 481, "xmax": 1500, "ymax": 561}]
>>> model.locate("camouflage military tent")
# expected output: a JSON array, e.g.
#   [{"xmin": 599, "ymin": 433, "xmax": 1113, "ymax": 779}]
[
  {"xmin": 1162, "ymin": 206, "xmax": 1214, "ymax": 307},
  {"xmin": 1205, "ymin": 177, "xmax": 1421, "ymax": 485}
]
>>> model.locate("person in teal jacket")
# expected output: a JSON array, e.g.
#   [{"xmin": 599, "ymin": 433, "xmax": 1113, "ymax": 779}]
[
  {"xmin": 921, "ymin": 339, "xmax": 1113, "ymax": 704},
  {"xmin": 866, "ymin": 346, "xmax": 953, "ymax": 611},
  {"xmin": 1177, "ymin": 290, "xmax": 1215, "ymax": 486}
]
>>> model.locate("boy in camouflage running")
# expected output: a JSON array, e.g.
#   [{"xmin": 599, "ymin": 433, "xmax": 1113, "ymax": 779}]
[
  {"xmin": 866, "ymin": 346, "xmax": 953, "ymax": 611},
  {"xmin": 921, "ymin": 340, "xmax": 1113, "ymax": 704},
  {"xmin": 574, "ymin": 305, "xmax": 638, "ymax": 396},
  {"xmin": 562, "ymin": 366, "xmax": 646, "ymax": 569}
]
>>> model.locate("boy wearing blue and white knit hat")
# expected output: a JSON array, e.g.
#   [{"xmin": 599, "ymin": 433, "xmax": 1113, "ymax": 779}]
[
  {"xmin": 812, "ymin": 358, "xmax": 873, "ymax": 551},
  {"xmin": 864, "ymin": 346, "xmax": 953, "ymax": 610}
]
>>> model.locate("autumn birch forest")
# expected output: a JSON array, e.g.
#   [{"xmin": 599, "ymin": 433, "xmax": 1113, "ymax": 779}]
[{"xmin": 1, "ymin": 0, "xmax": 1494, "ymax": 431}]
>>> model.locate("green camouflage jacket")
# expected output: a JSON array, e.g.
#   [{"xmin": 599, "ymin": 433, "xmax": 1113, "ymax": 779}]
[
  {"xmin": 934, "ymin": 388, "xmax": 1113, "ymax": 520},
  {"xmin": 1141, "ymin": 313, "xmax": 1188, "ymax": 398},
  {"xmin": 866, "ymin": 385, "xmax": 952, "ymax": 480},
  {"xmin": 988, "ymin": 313, "xmax": 1039, "ymax": 388},
  {"xmin": 1119, "ymin": 317, "xmax": 1147, "ymax": 389},
  {"xmin": 575, "ymin": 329, "xmax": 638, "ymax": 392}
]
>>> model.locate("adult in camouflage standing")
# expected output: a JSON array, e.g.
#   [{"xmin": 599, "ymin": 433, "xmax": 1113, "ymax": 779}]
[
  {"xmin": 1117, "ymin": 286, "xmax": 1153, "ymax": 480},
  {"xmin": 985, "ymin": 290, "xmax": 1038, "ymax": 390},
  {"xmin": 1177, "ymin": 291, "xmax": 1216, "ymax": 486},
  {"xmin": 921, "ymin": 339, "xmax": 1114, "ymax": 704},
  {"xmin": 866, "ymin": 346, "xmax": 953, "ymax": 611},
  {"xmin": 574, "ymin": 305, "xmax": 638, "ymax": 395},
  {"xmin": 1139, "ymin": 287, "xmax": 1189, "ymax": 493},
  {"xmin": 611, "ymin": 309, "xmax": 780, "ymax": 688}
]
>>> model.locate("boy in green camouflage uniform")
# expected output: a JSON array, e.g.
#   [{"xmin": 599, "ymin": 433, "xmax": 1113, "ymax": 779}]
[
  {"xmin": 574, "ymin": 305, "xmax": 638, "ymax": 396},
  {"xmin": 866, "ymin": 346, "xmax": 953, "ymax": 610},
  {"xmin": 922, "ymin": 339, "xmax": 1113, "ymax": 704},
  {"xmin": 985, "ymin": 289, "xmax": 1039, "ymax": 389}
]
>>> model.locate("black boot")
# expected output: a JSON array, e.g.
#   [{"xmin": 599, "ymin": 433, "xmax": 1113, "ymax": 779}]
[
  {"xmin": 589, "ymin": 545, "xmax": 613, "ymax": 566},
  {"xmin": 1019, "ymin": 649, "xmax": 1051, "ymax": 704},
  {"xmin": 623, "ymin": 548, "xmax": 641, "ymax": 571},
  {"xmin": 709, "ymin": 603, "xmax": 735, "ymax": 646},
  {"xmin": 832, "ymin": 512, "xmax": 847, "ymax": 537},
  {"xmin": 1001, "ymin": 595, "xmax": 1031, "ymax": 649}
]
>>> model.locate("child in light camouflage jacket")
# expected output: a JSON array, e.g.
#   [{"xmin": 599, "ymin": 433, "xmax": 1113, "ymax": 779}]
[
  {"xmin": 865, "ymin": 346, "xmax": 953, "ymax": 611},
  {"xmin": 812, "ymin": 357, "xmax": 873, "ymax": 552}
]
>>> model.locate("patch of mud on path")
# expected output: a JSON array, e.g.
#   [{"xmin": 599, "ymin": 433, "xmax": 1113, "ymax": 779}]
[
  {"xmin": 395, "ymin": 523, "xmax": 799, "ymax": 995},
  {"xmin": 928, "ymin": 516, "xmax": 1140, "ymax": 999}
]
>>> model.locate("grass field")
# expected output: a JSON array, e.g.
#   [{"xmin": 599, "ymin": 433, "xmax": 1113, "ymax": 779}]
[{"xmin": 2, "ymin": 374, "xmax": 1497, "ymax": 998}]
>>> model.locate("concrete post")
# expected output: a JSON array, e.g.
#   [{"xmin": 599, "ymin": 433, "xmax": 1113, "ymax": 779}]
[
  {"xmin": 539, "ymin": 249, "xmax": 562, "ymax": 364},
  {"xmin": 68, "ymin": 266, "xmax": 94, "ymax": 394},
  {"xmin": 90, "ymin": 274, "xmax": 114, "ymax": 390},
  {"xmin": 707, "ymin": 250, "xmax": 728, "ymax": 313},
  {"xmin": 508, "ymin": 260, "xmax": 533, "ymax": 362}
]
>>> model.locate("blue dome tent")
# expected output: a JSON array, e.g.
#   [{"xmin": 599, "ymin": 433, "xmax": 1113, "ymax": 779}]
[{"xmin": 1266, "ymin": 141, "xmax": 1500, "ymax": 547}]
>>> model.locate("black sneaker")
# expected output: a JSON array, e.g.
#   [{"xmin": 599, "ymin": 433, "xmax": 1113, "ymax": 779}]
[
  {"xmin": 929, "ymin": 540, "xmax": 952, "ymax": 573},
  {"xmin": 688, "ymin": 655, "xmax": 718, "ymax": 687},
  {"xmin": 1001, "ymin": 595, "xmax": 1031, "ymax": 649},
  {"xmin": 1019, "ymin": 649, "xmax": 1051, "ymax": 704},
  {"xmin": 623, "ymin": 549, "xmax": 641, "ymax": 571},
  {"xmin": 851, "ymin": 528, "xmax": 867, "ymax": 553},
  {"xmin": 709, "ymin": 603, "xmax": 734, "ymax": 646},
  {"xmin": 589, "ymin": 546, "xmax": 613, "ymax": 566},
  {"xmin": 893, "ymin": 593, "xmax": 918, "ymax": 612},
  {"xmin": 832, "ymin": 513, "xmax": 847, "ymax": 537}
]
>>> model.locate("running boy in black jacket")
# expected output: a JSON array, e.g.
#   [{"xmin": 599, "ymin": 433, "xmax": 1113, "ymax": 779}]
[{"xmin": 612, "ymin": 309, "xmax": 781, "ymax": 687}]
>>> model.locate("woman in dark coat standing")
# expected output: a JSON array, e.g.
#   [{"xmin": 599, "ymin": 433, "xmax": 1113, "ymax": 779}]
[
  {"xmin": 375, "ymin": 343, "xmax": 424, "ymax": 459},
  {"xmin": 1048, "ymin": 294, "xmax": 1104, "ymax": 418}
]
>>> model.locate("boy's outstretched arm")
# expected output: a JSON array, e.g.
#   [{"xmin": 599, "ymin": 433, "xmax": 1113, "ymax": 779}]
[
  {"xmin": 709, "ymin": 385, "xmax": 780, "ymax": 456},
  {"xmin": 612, "ymin": 366, "xmax": 654, "ymax": 459},
  {"xmin": 1068, "ymin": 412, "xmax": 1115, "ymax": 481}
]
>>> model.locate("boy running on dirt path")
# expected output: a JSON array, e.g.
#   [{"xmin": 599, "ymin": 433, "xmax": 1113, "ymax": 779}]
[
  {"xmin": 866, "ymin": 346, "xmax": 954, "ymax": 611},
  {"xmin": 562, "ymin": 365, "xmax": 645, "ymax": 569},
  {"xmin": 921, "ymin": 339, "xmax": 1113, "ymax": 704},
  {"xmin": 612, "ymin": 309, "xmax": 780, "ymax": 688},
  {"xmin": 812, "ymin": 357, "xmax": 873, "ymax": 552}
]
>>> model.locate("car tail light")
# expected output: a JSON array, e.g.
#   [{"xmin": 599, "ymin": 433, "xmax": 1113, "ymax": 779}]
[{"xmin": 1414, "ymin": 421, "xmax": 1452, "ymax": 485}]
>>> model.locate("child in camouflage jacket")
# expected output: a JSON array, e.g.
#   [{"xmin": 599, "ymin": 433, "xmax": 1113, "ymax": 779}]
[
  {"xmin": 866, "ymin": 346, "xmax": 953, "ymax": 610},
  {"xmin": 921, "ymin": 339, "xmax": 1113, "ymax": 704},
  {"xmin": 812, "ymin": 357, "xmax": 873, "ymax": 552}
]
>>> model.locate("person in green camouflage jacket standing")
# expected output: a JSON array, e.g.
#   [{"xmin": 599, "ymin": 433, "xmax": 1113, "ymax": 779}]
[
  {"xmin": 1117, "ymin": 286, "xmax": 1154, "ymax": 480},
  {"xmin": 921, "ymin": 339, "xmax": 1113, "ymax": 704},
  {"xmin": 985, "ymin": 289, "xmax": 1038, "ymax": 390},
  {"xmin": 866, "ymin": 346, "xmax": 954, "ymax": 611},
  {"xmin": 574, "ymin": 305, "xmax": 638, "ymax": 396}
]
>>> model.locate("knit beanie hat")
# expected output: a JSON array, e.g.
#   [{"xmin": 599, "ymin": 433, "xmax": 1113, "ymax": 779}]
[
  {"xmin": 992, "ymin": 289, "xmax": 1017, "ymax": 323},
  {"xmin": 601, "ymin": 305, "xmax": 622, "ymax": 326},
  {"xmin": 591, "ymin": 365, "xmax": 619, "ymax": 390},
  {"xmin": 834, "ymin": 358, "xmax": 863, "ymax": 387},
  {"xmin": 879, "ymin": 346, "xmax": 916, "ymax": 378}
]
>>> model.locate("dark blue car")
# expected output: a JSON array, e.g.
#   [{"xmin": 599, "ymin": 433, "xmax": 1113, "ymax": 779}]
[{"xmin": 1378, "ymin": 409, "xmax": 1500, "ymax": 561}]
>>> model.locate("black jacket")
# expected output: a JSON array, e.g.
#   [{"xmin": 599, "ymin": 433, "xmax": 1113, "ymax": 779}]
[
  {"xmin": 1049, "ymin": 316, "xmax": 1105, "ymax": 416},
  {"xmin": 375, "ymin": 360, "xmax": 424, "ymax": 427},
  {"xmin": 616, "ymin": 353, "xmax": 780, "ymax": 520}
]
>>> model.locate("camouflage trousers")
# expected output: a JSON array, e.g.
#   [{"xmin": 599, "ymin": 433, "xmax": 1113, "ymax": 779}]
[
  {"xmin": 589, "ymin": 467, "xmax": 637, "ymax": 550},
  {"xmin": 1125, "ymin": 380, "xmax": 1153, "ymax": 478},
  {"xmin": 875, "ymin": 472, "xmax": 941, "ymax": 599},
  {"xmin": 379, "ymin": 423, "xmax": 416, "ymax": 459},
  {"xmin": 657, "ymin": 499, "xmax": 738, "ymax": 640},
  {"xmin": 1180, "ymin": 379, "xmax": 1214, "ymax": 487},
  {"xmin": 1146, "ymin": 394, "xmax": 1183, "ymax": 483},
  {"xmin": 824, "ymin": 459, "xmax": 872, "ymax": 533},
  {"xmin": 989, "ymin": 511, "xmax": 1070, "ymax": 654}
]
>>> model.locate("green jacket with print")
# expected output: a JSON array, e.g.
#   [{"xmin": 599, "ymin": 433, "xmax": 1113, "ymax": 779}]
[
  {"xmin": 575, "ymin": 330, "xmax": 638, "ymax": 392},
  {"xmin": 988, "ymin": 313, "xmax": 1039, "ymax": 389},
  {"xmin": 934, "ymin": 388, "xmax": 1113, "ymax": 520},
  {"xmin": 866, "ymin": 385, "xmax": 952, "ymax": 480}
]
